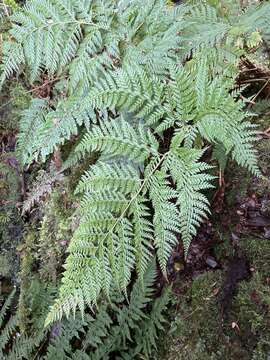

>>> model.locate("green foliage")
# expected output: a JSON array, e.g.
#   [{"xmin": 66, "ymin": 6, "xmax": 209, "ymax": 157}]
[
  {"xmin": 16, "ymin": 98, "xmax": 49, "ymax": 165},
  {"xmin": 0, "ymin": 154, "xmax": 23, "ymax": 265},
  {"xmin": 1, "ymin": 0, "xmax": 269, "ymax": 325},
  {"xmin": 0, "ymin": 82, "xmax": 31, "ymax": 132},
  {"xmin": 0, "ymin": 262, "xmax": 169, "ymax": 359},
  {"xmin": 184, "ymin": 0, "xmax": 270, "ymax": 55},
  {"xmin": 0, "ymin": 0, "xmax": 187, "ymax": 87},
  {"xmin": 46, "ymin": 260, "xmax": 170, "ymax": 359},
  {"xmin": 0, "ymin": 289, "xmax": 44, "ymax": 360},
  {"xmin": 3, "ymin": 0, "xmax": 18, "ymax": 12}
]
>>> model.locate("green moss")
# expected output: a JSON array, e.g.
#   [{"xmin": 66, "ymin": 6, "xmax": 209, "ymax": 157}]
[
  {"xmin": 158, "ymin": 233, "xmax": 270, "ymax": 359},
  {"xmin": 0, "ymin": 156, "xmax": 23, "ymax": 277},
  {"xmin": 36, "ymin": 189, "xmax": 73, "ymax": 282},
  {"xmin": 17, "ymin": 231, "xmax": 36, "ymax": 333},
  {"xmin": 225, "ymin": 164, "xmax": 251, "ymax": 206},
  {"xmin": 0, "ymin": 82, "xmax": 31, "ymax": 132},
  {"xmin": 0, "ymin": 156, "xmax": 20, "ymax": 204},
  {"xmin": 159, "ymin": 272, "xmax": 228, "ymax": 360},
  {"xmin": 0, "ymin": 254, "xmax": 13, "ymax": 278}
]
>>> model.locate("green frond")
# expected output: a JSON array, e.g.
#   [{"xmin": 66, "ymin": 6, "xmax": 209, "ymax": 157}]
[
  {"xmin": 0, "ymin": 315, "xmax": 18, "ymax": 356},
  {"xmin": 76, "ymin": 161, "xmax": 140, "ymax": 195},
  {"xmin": 183, "ymin": 2, "xmax": 270, "ymax": 59},
  {"xmin": 36, "ymin": 97, "xmax": 97, "ymax": 162},
  {"xmin": 0, "ymin": 41, "xmax": 25, "ymax": 87},
  {"xmin": 149, "ymin": 171, "xmax": 180, "ymax": 274},
  {"xmin": 16, "ymin": 98, "xmax": 49, "ymax": 165},
  {"xmin": 0, "ymin": 289, "xmax": 16, "ymax": 329},
  {"xmin": 183, "ymin": 4, "xmax": 229, "ymax": 57},
  {"xmin": 230, "ymin": 122, "xmax": 261, "ymax": 176},
  {"xmin": 44, "ymin": 317, "xmax": 88, "ymax": 360},
  {"xmin": 76, "ymin": 117, "xmax": 159, "ymax": 162},
  {"xmin": 6, "ymin": 331, "xmax": 45, "ymax": 360},
  {"xmin": 131, "ymin": 197, "xmax": 154, "ymax": 283},
  {"xmin": 164, "ymin": 148, "xmax": 215, "ymax": 253},
  {"xmin": 130, "ymin": 286, "xmax": 170, "ymax": 357}
]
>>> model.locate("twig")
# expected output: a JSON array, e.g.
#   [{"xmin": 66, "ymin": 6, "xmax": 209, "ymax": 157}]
[
  {"xmin": 248, "ymin": 80, "xmax": 270, "ymax": 108},
  {"xmin": 240, "ymin": 78, "xmax": 270, "ymax": 83}
]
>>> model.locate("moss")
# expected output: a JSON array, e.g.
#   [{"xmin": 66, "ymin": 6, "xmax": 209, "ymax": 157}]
[
  {"xmin": 0, "ymin": 156, "xmax": 23, "ymax": 280},
  {"xmin": 0, "ymin": 82, "xmax": 31, "ymax": 133},
  {"xmin": 36, "ymin": 189, "xmax": 73, "ymax": 283},
  {"xmin": 0, "ymin": 156, "xmax": 20, "ymax": 205},
  {"xmin": 158, "ymin": 233, "xmax": 270, "ymax": 359},
  {"xmin": 0, "ymin": 253, "xmax": 13, "ymax": 278},
  {"xmin": 225, "ymin": 164, "xmax": 252, "ymax": 207},
  {"xmin": 159, "ymin": 271, "xmax": 229, "ymax": 360},
  {"xmin": 227, "ymin": 237, "xmax": 270, "ymax": 357},
  {"xmin": 17, "ymin": 231, "xmax": 36, "ymax": 333}
]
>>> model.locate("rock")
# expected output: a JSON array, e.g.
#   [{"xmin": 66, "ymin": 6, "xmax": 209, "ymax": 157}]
[{"xmin": 206, "ymin": 256, "xmax": 218, "ymax": 268}]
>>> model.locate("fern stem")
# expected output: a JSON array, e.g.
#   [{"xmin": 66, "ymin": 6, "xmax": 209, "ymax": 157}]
[{"xmin": 29, "ymin": 20, "xmax": 107, "ymax": 36}]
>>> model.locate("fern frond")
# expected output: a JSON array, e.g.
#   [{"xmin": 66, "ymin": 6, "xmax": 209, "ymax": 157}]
[
  {"xmin": 16, "ymin": 98, "xmax": 49, "ymax": 165},
  {"xmin": 182, "ymin": 4, "xmax": 229, "ymax": 57},
  {"xmin": 149, "ymin": 171, "xmax": 180, "ymax": 273},
  {"xmin": 183, "ymin": 2, "xmax": 270, "ymax": 60},
  {"xmin": 130, "ymin": 286, "xmax": 170, "ymax": 357},
  {"xmin": 76, "ymin": 116, "xmax": 159, "ymax": 162},
  {"xmin": 0, "ymin": 289, "xmax": 16, "ymax": 329},
  {"xmin": 0, "ymin": 41, "xmax": 24, "ymax": 87},
  {"xmin": 6, "ymin": 331, "xmax": 45, "ymax": 360},
  {"xmin": 4, "ymin": 0, "xmax": 264, "ymax": 327},
  {"xmin": 79, "ymin": 260, "xmax": 166, "ymax": 360},
  {"xmin": 164, "ymin": 148, "xmax": 215, "ymax": 253},
  {"xmin": 131, "ymin": 197, "xmax": 154, "ymax": 283},
  {"xmin": 0, "ymin": 315, "xmax": 17, "ymax": 356}
]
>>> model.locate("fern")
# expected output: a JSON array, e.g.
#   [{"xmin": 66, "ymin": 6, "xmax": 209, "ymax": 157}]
[
  {"xmin": 183, "ymin": 2, "xmax": 270, "ymax": 59},
  {"xmin": 0, "ymin": 262, "xmax": 169, "ymax": 359},
  {"xmin": 1, "ymin": 0, "xmax": 190, "ymax": 164},
  {"xmin": 68, "ymin": 260, "xmax": 170, "ymax": 360},
  {"xmin": 0, "ymin": 0, "xmax": 266, "ymax": 324},
  {"xmin": 0, "ymin": 289, "xmax": 42, "ymax": 360},
  {"xmin": 16, "ymin": 98, "xmax": 49, "ymax": 165},
  {"xmin": 0, "ymin": 290, "xmax": 16, "ymax": 330},
  {"xmin": 0, "ymin": 0, "xmax": 187, "ymax": 86}
]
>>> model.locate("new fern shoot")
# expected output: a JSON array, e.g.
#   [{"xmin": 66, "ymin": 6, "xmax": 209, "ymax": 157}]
[{"xmin": 0, "ymin": 0, "xmax": 269, "ymax": 325}]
